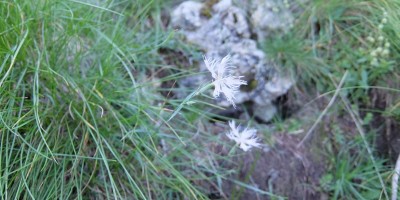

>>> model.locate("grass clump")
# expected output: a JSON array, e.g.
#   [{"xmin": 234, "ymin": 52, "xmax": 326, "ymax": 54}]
[
  {"xmin": 2, "ymin": 0, "xmax": 400, "ymax": 199},
  {"xmin": 263, "ymin": 0, "xmax": 400, "ymax": 99},
  {"xmin": 262, "ymin": 0, "xmax": 400, "ymax": 198},
  {"xmin": 0, "ymin": 0, "xmax": 221, "ymax": 199},
  {"xmin": 320, "ymin": 128, "xmax": 390, "ymax": 199}
]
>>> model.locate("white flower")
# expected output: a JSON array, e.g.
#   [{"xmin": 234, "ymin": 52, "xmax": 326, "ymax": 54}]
[
  {"xmin": 226, "ymin": 121, "xmax": 261, "ymax": 151},
  {"xmin": 203, "ymin": 55, "xmax": 247, "ymax": 107}
]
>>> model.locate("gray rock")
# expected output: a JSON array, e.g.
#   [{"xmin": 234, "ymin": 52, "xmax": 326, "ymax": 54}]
[
  {"xmin": 251, "ymin": 0, "xmax": 295, "ymax": 40},
  {"xmin": 171, "ymin": 0, "xmax": 294, "ymax": 121},
  {"xmin": 184, "ymin": 5, "xmax": 250, "ymax": 50},
  {"xmin": 171, "ymin": 1, "xmax": 205, "ymax": 31}
]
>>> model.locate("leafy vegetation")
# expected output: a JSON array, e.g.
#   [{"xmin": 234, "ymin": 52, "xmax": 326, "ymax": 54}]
[
  {"xmin": 263, "ymin": 0, "xmax": 400, "ymax": 199},
  {"xmin": 1, "ymin": 0, "xmax": 400, "ymax": 199},
  {"xmin": 0, "ymin": 0, "xmax": 211, "ymax": 199}
]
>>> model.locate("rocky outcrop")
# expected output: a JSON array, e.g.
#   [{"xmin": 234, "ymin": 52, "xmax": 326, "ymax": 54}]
[{"xmin": 171, "ymin": 0, "xmax": 295, "ymax": 121}]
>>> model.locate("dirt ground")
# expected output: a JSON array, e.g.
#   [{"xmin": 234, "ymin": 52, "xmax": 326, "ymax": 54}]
[
  {"xmin": 177, "ymin": 87, "xmax": 330, "ymax": 199},
  {"xmin": 198, "ymin": 88, "xmax": 400, "ymax": 199},
  {"xmin": 221, "ymin": 133, "xmax": 328, "ymax": 200}
]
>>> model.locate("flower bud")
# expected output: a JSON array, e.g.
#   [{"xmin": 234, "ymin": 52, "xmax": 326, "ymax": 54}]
[{"xmin": 382, "ymin": 49, "xmax": 390, "ymax": 56}]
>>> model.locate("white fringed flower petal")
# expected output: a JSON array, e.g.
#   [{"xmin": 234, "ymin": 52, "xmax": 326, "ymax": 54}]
[
  {"xmin": 226, "ymin": 121, "xmax": 261, "ymax": 151},
  {"xmin": 204, "ymin": 55, "xmax": 247, "ymax": 107}
]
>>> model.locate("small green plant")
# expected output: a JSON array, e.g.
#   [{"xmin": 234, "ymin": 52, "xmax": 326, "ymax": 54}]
[
  {"xmin": 321, "ymin": 132, "xmax": 390, "ymax": 200},
  {"xmin": 263, "ymin": 0, "xmax": 399, "ymax": 102}
]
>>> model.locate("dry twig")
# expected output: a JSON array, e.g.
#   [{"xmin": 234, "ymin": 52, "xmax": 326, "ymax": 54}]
[
  {"xmin": 297, "ymin": 71, "xmax": 348, "ymax": 148},
  {"xmin": 392, "ymin": 153, "xmax": 400, "ymax": 200}
]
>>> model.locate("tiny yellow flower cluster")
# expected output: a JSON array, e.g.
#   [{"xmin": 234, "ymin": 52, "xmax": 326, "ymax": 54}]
[
  {"xmin": 272, "ymin": 7, "xmax": 279, "ymax": 13},
  {"xmin": 263, "ymin": 1, "xmax": 293, "ymax": 28},
  {"xmin": 283, "ymin": 0, "xmax": 290, "ymax": 9},
  {"xmin": 378, "ymin": 10, "xmax": 388, "ymax": 30},
  {"xmin": 271, "ymin": 0, "xmax": 290, "ymax": 13},
  {"xmin": 366, "ymin": 10, "xmax": 390, "ymax": 67}
]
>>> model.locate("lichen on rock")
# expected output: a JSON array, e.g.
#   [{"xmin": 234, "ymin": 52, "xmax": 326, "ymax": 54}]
[
  {"xmin": 250, "ymin": 0, "xmax": 295, "ymax": 39},
  {"xmin": 171, "ymin": 1, "xmax": 205, "ymax": 31}
]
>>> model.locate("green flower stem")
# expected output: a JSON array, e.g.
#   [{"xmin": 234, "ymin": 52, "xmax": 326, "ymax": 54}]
[{"xmin": 168, "ymin": 82, "xmax": 213, "ymax": 121}]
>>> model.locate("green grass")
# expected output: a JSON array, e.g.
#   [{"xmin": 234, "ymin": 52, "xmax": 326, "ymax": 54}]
[
  {"xmin": 2, "ymin": 0, "xmax": 400, "ymax": 199},
  {"xmin": 263, "ymin": 0, "xmax": 400, "ymax": 96},
  {"xmin": 0, "ymin": 0, "xmax": 220, "ymax": 199},
  {"xmin": 320, "ymin": 126, "xmax": 391, "ymax": 200},
  {"xmin": 263, "ymin": 0, "xmax": 400, "ymax": 199}
]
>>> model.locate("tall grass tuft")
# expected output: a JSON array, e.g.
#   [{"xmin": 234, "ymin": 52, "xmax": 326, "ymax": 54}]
[{"xmin": 0, "ymin": 0, "xmax": 215, "ymax": 199}]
